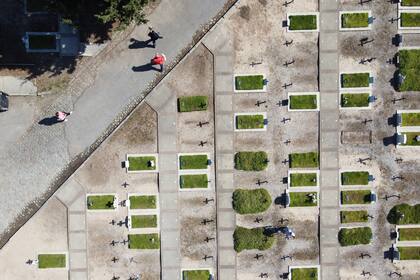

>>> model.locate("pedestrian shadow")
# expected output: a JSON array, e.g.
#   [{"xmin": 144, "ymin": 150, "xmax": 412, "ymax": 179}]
[
  {"xmin": 128, "ymin": 38, "xmax": 153, "ymax": 49},
  {"xmin": 132, "ymin": 63, "xmax": 160, "ymax": 72},
  {"xmin": 38, "ymin": 116, "xmax": 59, "ymax": 126}
]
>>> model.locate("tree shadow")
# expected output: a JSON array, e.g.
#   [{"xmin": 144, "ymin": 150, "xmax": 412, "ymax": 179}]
[
  {"xmin": 38, "ymin": 116, "xmax": 59, "ymax": 126},
  {"xmin": 129, "ymin": 38, "xmax": 153, "ymax": 49},
  {"xmin": 132, "ymin": 63, "xmax": 160, "ymax": 72}
]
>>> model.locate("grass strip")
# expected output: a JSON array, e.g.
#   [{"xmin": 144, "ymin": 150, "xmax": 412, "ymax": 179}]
[
  {"xmin": 341, "ymin": 73, "xmax": 370, "ymax": 88},
  {"xmin": 179, "ymin": 154, "xmax": 208, "ymax": 170},
  {"xmin": 289, "ymin": 152, "xmax": 319, "ymax": 168},
  {"xmin": 128, "ymin": 234, "xmax": 160, "ymax": 249},
  {"xmin": 289, "ymin": 15, "xmax": 317, "ymax": 30},
  {"xmin": 399, "ymin": 228, "xmax": 420, "ymax": 241},
  {"xmin": 402, "ymin": 113, "xmax": 420, "ymax": 126},
  {"xmin": 234, "ymin": 151, "xmax": 268, "ymax": 171},
  {"xmin": 341, "ymin": 190, "xmax": 372, "ymax": 205},
  {"xmin": 401, "ymin": 132, "xmax": 420, "ymax": 146},
  {"xmin": 87, "ymin": 195, "xmax": 115, "ymax": 210},
  {"xmin": 129, "ymin": 195, "xmax": 156, "ymax": 209},
  {"xmin": 289, "ymin": 192, "xmax": 317, "ymax": 207},
  {"xmin": 180, "ymin": 174, "xmax": 208, "ymax": 189},
  {"xmin": 235, "ymin": 75, "xmax": 264, "ymax": 90},
  {"xmin": 341, "ymin": 93, "xmax": 370, "ymax": 107},
  {"xmin": 340, "ymin": 210, "xmax": 369, "ymax": 223},
  {"xmin": 341, "ymin": 13, "xmax": 369, "ymax": 28},
  {"xmin": 339, "ymin": 227, "xmax": 372, "ymax": 246},
  {"xmin": 178, "ymin": 96, "xmax": 208, "ymax": 112},
  {"xmin": 401, "ymin": 0, "xmax": 420, "ymax": 6},
  {"xmin": 236, "ymin": 114, "xmax": 265, "ymax": 129},
  {"xmin": 398, "ymin": 246, "xmax": 420, "ymax": 260},
  {"xmin": 398, "ymin": 49, "xmax": 420, "ymax": 91},
  {"xmin": 290, "ymin": 173, "xmax": 317, "ymax": 187},
  {"xmin": 38, "ymin": 254, "xmax": 66, "ymax": 269},
  {"xmin": 387, "ymin": 203, "xmax": 420, "ymax": 224},
  {"xmin": 232, "ymin": 188, "xmax": 272, "ymax": 214},
  {"xmin": 289, "ymin": 95, "xmax": 317, "ymax": 110},
  {"xmin": 182, "ymin": 270, "xmax": 211, "ymax": 280},
  {"xmin": 233, "ymin": 226, "xmax": 275, "ymax": 252},
  {"xmin": 401, "ymin": 12, "xmax": 420, "ymax": 27},
  {"xmin": 291, "ymin": 267, "xmax": 318, "ymax": 280},
  {"xmin": 128, "ymin": 156, "xmax": 156, "ymax": 171},
  {"xmin": 341, "ymin": 171, "xmax": 369, "ymax": 185},
  {"xmin": 131, "ymin": 215, "xmax": 157, "ymax": 228}
]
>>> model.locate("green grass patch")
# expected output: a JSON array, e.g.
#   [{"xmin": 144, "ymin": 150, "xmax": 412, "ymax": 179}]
[
  {"xmin": 87, "ymin": 195, "xmax": 115, "ymax": 210},
  {"xmin": 236, "ymin": 114, "xmax": 265, "ymax": 129},
  {"xmin": 180, "ymin": 174, "xmax": 208, "ymax": 189},
  {"xmin": 233, "ymin": 226, "xmax": 275, "ymax": 252},
  {"xmin": 38, "ymin": 254, "xmax": 66, "ymax": 269},
  {"xmin": 341, "ymin": 13, "xmax": 369, "ymax": 28},
  {"xmin": 232, "ymin": 188, "xmax": 272, "ymax": 214},
  {"xmin": 398, "ymin": 49, "xmax": 420, "ymax": 91},
  {"xmin": 399, "ymin": 228, "xmax": 420, "ymax": 241},
  {"xmin": 28, "ymin": 35, "xmax": 57, "ymax": 50},
  {"xmin": 401, "ymin": 12, "xmax": 420, "ymax": 27},
  {"xmin": 291, "ymin": 267, "xmax": 318, "ymax": 280},
  {"xmin": 128, "ymin": 156, "xmax": 156, "ymax": 171},
  {"xmin": 289, "ymin": 95, "xmax": 318, "ymax": 110},
  {"xmin": 131, "ymin": 215, "xmax": 157, "ymax": 228},
  {"xmin": 182, "ymin": 270, "xmax": 211, "ymax": 280},
  {"xmin": 178, "ymin": 96, "xmax": 208, "ymax": 112},
  {"xmin": 179, "ymin": 154, "xmax": 208, "ymax": 169},
  {"xmin": 341, "ymin": 73, "xmax": 370, "ymax": 88},
  {"xmin": 340, "ymin": 210, "xmax": 369, "ymax": 223},
  {"xmin": 402, "ymin": 0, "xmax": 420, "ymax": 6},
  {"xmin": 129, "ymin": 195, "xmax": 156, "ymax": 209},
  {"xmin": 341, "ymin": 171, "xmax": 369, "ymax": 185},
  {"xmin": 387, "ymin": 203, "xmax": 420, "ymax": 224},
  {"xmin": 289, "ymin": 15, "xmax": 317, "ymax": 30},
  {"xmin": 398, "ymin": 246, "xmax": 420, "ymax": 260},
  {"xmin": 235, "ymin": 75, "xmax": 264, "ymax": 91},
  {"xmin": 289, "ymin": 152, "xmax": 319, "ymax": 168},
  {"xmin": 128, "ymin": 234, "xmax": 160, "ymax": 249},
  {"xmin": 402, "ymin": 113, "xmax": 420, "ymax": 126},
  {"xmin": 338, "ymin": 227, "xmax": 372, "ymax": 246},
  {"xmin": 289, "ymin": 192, "xmax": 318, "ymax": 207},
  {"xmin": 341, "ymin": 93, "xmax": 370, "ymax": 107},
  {"xmin": 290, "ymin": 173, "xmax": 317, "ymax": 187},
  {"xmin": 401, "ymin": 132, "xmax": 420, "ymax": 146},
  {"xmin": 341, "ymin": 190, "xmax": 372, "ymax": 205},
  {"xmin": 234, "ymin": 151, "xmax": 268, "ymax": 171}
]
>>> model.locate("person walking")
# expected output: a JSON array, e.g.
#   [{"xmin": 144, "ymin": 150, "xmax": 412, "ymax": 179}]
[
  {"xmin": 55, "ymin": 111, "xmax": 72, "ymax": 122},
  {"xmin": 147, "ymin": 27, "xmax": 161, "ymax": 48},
  {"xmin": 150, "ymin": 53, "xmax": 166, "ymax": 72}
]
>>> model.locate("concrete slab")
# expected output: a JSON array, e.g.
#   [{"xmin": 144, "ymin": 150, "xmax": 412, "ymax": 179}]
[
  {"xmin": 159, "ymin": 173, "xmax": 178, "ymax": 192},
  {"xmin": 69, "ymin": 232, "xmax": 86, "ymax": 250},
  {"xmin": 0, "ymin": 76, "xmax": 37, "ymax": 96},
  {"xmin": 321, "ymin": 131, "xmax": 339, "ymax": 150},
  {"xmin": 321, "ymin": 246, "xmax": 339, "ymax": 264},
  {"xmin": 320, "ymin": 12, "xmax": 338, "ymax": 31},
  {"xmin": 320, "ymin": 170, "xmax": 338, "ymax": 187},
  {"xmin": 161, "ymin": 230, "xmax": 179, "ymax": 249},
  {"xmin": 70, "ymin": 271, "xmax": 88, "ymax": 280},
  {"xmin": 219, "ymin": 268, "xmax": 236, "ymax": 280},
  {"xmin": 218, "ymin": 230, "xmax": 234, "ymax": 247},
  {"xmin": 159, "ymin": 153, "xmax": 177, "ymax": 172},
  {"xmin": 216, "ymin": 114, "xmax": 233, "ymax": 131},
  {"xmin": 160, "ymin": 212, "xmax": 179, "ymax": 230},
  {"xmin": 215, "ymin": 74, "xmax": 233, "ymax": 92},
  {"xmin": 218, "ymin": 192, "xmax": 233, "ymax": 209},
  {"xmin": 55, "ymin": 178, "xmax": 84, "ymax": 207},
  {"xmin": 161, "ymin": 248, "xmax": 180, "ymax": 267},
  {"xmin": 216, "ymin": 133, "xmax": 233, "ymax": 152},
  {"xmin": 68, "ymin": 213, "xmax": 86, "ymax": 232},
  {"xmin": 217, "ymin": 172, "xmax": 234, "ymax": 190},
  {"xmin": 320, "ymin": 92, "xmax": 338, "ymax": 109},
  {"xmin": 158, "ymin": 116, "xmax": 177, "ymax": 133},
  {"xmin": 320, "ymin": 190, "xmax": 339, "ymax": 207},
  {"xmin": 321, "ymin": 151, "xmax": 339, "ymax": 169},
  {"xmin": 320, "ymin": 227, "xmax": 338, "ymax": 246},
  {"xmin": 159, "ymin": 193, "xmax": 178, "ymax": 210},
  {"xmin": 219, "ymin": 248, "xmax": 236, "ymax": 266},
  {"xmin": 320, "ymin": 52, "xmax": 338, "ymax": 71},
  {"xmin": 158, "ymin": 132, "xmax": 177, "ymax": 153},
  {"xmin": 321, "ymin": 265, "xmax": 339, "ymax": 279},
  {"xmin": 70, "ymin": 251, "xmax": 87, "ymax": 269},
  {"xmin": 146, "ymin": 84, "xmax": 174, "ymax": 113},
  {"xmin": 162, "ymin": 268, "xmax": 181, "ymax": 280},
  {"xmin": 216, "ymin": 95, "xmax": 233, "ymax": 112},
  {"xmin": 320, "ymin": 73, "xmax": 339, "ymax": 92},
  {"xmin": 216, "ymin": 153, "xmax": 234, "ymax": 171},
  {"xmin": 69, "ymin": 194, "xmax": 86, "ymax": 212},
  {"xmin": 218, "ymin": 211, "xmax": 235, "ymax": 229},
  {"xmin": 321, "ymin": 111, "xmax": 339, "ymax": 130},
  {"xmin": 320, "ymin": 33, "xmax": 338, "ymax": 51},
  {"xmin": 215, "ymin": 55, "xmax": 234, "ymax": 75},
  {"xmin": 320, "ymin": 208, "xmax": 339, "ymax": 226}
]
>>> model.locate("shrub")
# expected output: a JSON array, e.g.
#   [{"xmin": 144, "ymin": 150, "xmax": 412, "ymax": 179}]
[
  {"xmin": 338, "ymin": 227, "xmax": 372, "ymax": 246},
  {"xmin": 233, "ymin": 226, "xmax": 275, "ymax": 252},
  {"xmin": 232, "ymin": 188, "xmax": 272, "ymax": 214},
  {"xmin": 234, "ymin": 151, "xmax": 268, "ymax": 171}
]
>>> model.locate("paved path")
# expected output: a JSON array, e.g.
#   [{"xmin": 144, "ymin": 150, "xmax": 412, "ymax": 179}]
[
  {"xmin": 318, "ymin": 0, "xmax": 340, "ymax": 279},
  {"xmin": 0, "ymin": 0, "xmax": 230, "ymax": 245}
]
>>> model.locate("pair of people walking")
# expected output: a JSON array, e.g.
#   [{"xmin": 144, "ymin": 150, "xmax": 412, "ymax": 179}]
[{"xmin": 147, "ymin": 27, "xmax": 166, "ymax": 72}]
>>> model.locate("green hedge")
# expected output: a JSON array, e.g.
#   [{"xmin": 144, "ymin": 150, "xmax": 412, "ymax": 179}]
[
  {"xmin": 234, "ymin": 151, "xmax": 268, "ymax": 171},
  {"xmin": 233, "ymin": 226, "xmax": 275, "ymax": 252},
  {"xmin": 232, "ymin": 188, "xmax": 272, "ymax": 214},
  {"xmin": 338, "ymin": 227, "xmax": 372, "ymax": 246},
  {"xmin": 387, "ymin": 203, "xmax": 420, "ymax": 224},
  {"xmin": 398, "ymin": 50, "xmax": 420, "ymax": 91}
]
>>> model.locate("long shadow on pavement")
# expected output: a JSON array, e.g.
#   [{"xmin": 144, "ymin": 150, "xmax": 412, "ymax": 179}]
[
  {"xmin": 132, "ymin": 63, "xmax": 160, "ymax": 72},
  {"xmin": 38, "ymin": 117, "xmax": 60, "ymax": 126},
  {"xmin": 129, "ymin": 38, "xmax": 154, "ymax": 49}
]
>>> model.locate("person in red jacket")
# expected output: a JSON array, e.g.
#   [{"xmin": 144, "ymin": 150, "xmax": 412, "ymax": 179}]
[{"xmin": 150, "ymin": 53, "xmax": 166, "ymax": 72}]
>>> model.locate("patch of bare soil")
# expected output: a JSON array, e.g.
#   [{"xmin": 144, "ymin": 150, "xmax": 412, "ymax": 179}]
[{"xmin": 180, "ymin": 216, "xmax": 216, "ymax": 260}]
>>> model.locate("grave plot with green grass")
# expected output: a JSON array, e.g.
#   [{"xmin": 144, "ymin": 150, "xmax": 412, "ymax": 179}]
[
  {"xmin": 131, "ymin": 215, "xmax": 158, "ymax": 228},
  {"xmin": 290, "ymin": 172, "xmax": 317, "ymax": 187},
  {"xmin": 341, "ymin": 190, "xmax": 373, "ymax": 205},
  {"xmin": 87, "ymin": 195, "xmax": 115, "ymax": 210},
  {"xmin": 289, "ymin": 95, "xmax": 318, "ymax": 110},
  {"xmin": 128, "ymin": 233, "xmax": 160, "ymax": 249},
  {"xmin": 180, "ymin": 174, "xmax": 208, "ymax": 189},
  {"xmin": 401, "ymin": 0, "xmax": 420, "ymax": 6},
  {"xmin": 289, "ymin": 152, "xmax": 319, "ymax": 168},
  {"xmin": 401, "ymin": 132, "xmax": 420, "ymax": 146},
  {"xmin": 232, "ymin": 188, "xmax": 272, "ymax": 214},
  {"xmin": 341, "ymin": 93, "xmax": 370, "ymax": 108},
  {"xmin": 38, "ymin": 254, "xmax": 66, "ymax": 269},
  {"xmin": 387, "ymin": 203, "xmax": 420, "ymax": 225},
  {"xmin": 235, "ymin": 75, "xmax": 264, "ymax": 91},
  {"xmin": 236, "ymin": 114, "xmax": 265, "ymax": 129},
  {"xmin": 398, "ymin": 246, "xmax": 420, "ymax": 260},
  {"xmin": 288, "ymin": 15, "xmax": 318, "ymax": 30},
  {"xmin": 129, "ymin": 195, "xmax": 156, "ymax": 209},
  {"xmin": 398, "ymin": 228, "xmax": 420, "ymax": 241},
  {"xmin": 179, "ymin": 154, "xmax": 209, "ymax": 170},
  {"xmin": 401, "ymin": 113, "xmax": 420, "ymax": 126},
  {"xmin": 338, "ymin": 227, "xmax": 372, "ymax": 246},
  {"xmin": 234, "ymin": 151, "xmax": 268, "ymax": 171},
  {"xmin": 341, "ymin": 73, "xmax": 370, "ymax": 88},
  {"xmin": 289, "ymin": 192, "xmax": 318, "ymax": 207},
  {"xmin": 178, "ymin": 96, "xmax": 208, "ymax": 112},
  {"xmin": 127, "ymin": 155, "xmax": 157, "ymax": 171},
  {"xmin": 233, "ymin": 226, "xmax": 275, "ymax": 252},
  {"xmin": 182, "ymin": 269, "xmax": 211, "ymax": 280},
  {"xmin": 340, "ymin": 210, "xmax": 369, "ymax": 223},
  {"xmin": 341, "ymin": 12, "xmax": 369, "ymax": 28},
  {"xmin": 341, "ymin": 171, "xmax": 369, "ymax": 185},
  {"xmin": 398, "ymin": 49, "xmax": 420, "ymax": 91},
  {"xmin": 401, "ymin": 12, "xmax": 420, "ymax": 27},
  {"xmin": 290, "ymin": 267, "xmax": 318, "ymax": 280}
]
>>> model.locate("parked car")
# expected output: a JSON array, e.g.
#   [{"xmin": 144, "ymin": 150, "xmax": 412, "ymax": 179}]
[{"xmin": 0, "ymin": 91, "xmax": 8, "ymax": 112}]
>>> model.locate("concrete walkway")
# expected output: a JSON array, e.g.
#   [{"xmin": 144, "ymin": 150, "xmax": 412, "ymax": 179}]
[
  {"xmin": 0, "ymin": 0, "xmax": 231, "ymax": 245},
  {"xmin": 318, "ymin": 0, "xmax": 340, "ymax": 279}
]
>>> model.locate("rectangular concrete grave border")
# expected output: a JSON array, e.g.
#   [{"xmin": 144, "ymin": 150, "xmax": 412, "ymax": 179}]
[
  {"xmin": 287, "ymin": 92, "xmax": 320, "ymax": 112},
  {"xmin": 338, "ymin": 226, "xmax": 373, "ymax": 246},
  {"xmin": 339, "ymin": 169, "xmax": 372, "ymax": 188},
  {"xmin": 177, "ymin": 152, "xmax": 212, "ymax": 174},
  {"xmin": 125, "ymin": 153, "xmax": 159, "ymax": 173},
  {"xmin": 128, "ymin": 213, "xmax": 160, "ymax": 233},
  {"xmin": 394, "ymin": 244, "xmax": 420, "ymax": 262},
  {"xmin": 178, "ymin": 173, "xmax": 211, "ymax": 192},
  {"xmin": 286, "ymin": 12, "xmax": 320, "ymax": 33},
  {"xmin": 287, "ymin": 169, "xmax": 320, "ymax": 189},
  {"xmin": 339, "ymin": 91, "xmax": 372, "ymax": 110},
  {"xmin": 339, "ymin": 11, "xmax": 372, "ymax": 31},
  {"xmin": 127, "ymin": 193, "xmax": 160, "ymax": 214},
  {"xmin": 396, "ymin": 131, "xmax": 420, "ymax": 148},
  {"xmin": 396, "ymin": 109, "xmax": 420, "ymax": 132},
  {"xmin": 288, "ymin": 265, "xmax": 320, "ymax": 280},
  {"xmin": 399, "ymin": 10, "xmax": 420, "ymax": 32},
  {"xmin": 339, "ymin": 71, "xmax": 372, "ymax": 91},
  {"xmin": 37, "ymin": 252, "xmax": 69, "ymax": 270},
  {"xmin": 233, "ymin": 73, "xmax": 267, "ymax": 93},
  {"xmin": 286, "ymin": 189, "xmax": 319, "ymax": 208},
  {"xmin": 339, "ymin": 189, "xmax": 376, "ymax": 207},
  {"xmin": 86, "ymin": 193, "xmax": 118, "ymax": 211},
  {"xmin": 233, "ymin": 112, "xmax": 268, "ymax": 132},
  {"xmin": 399, "ymin": 1, "xmax": 420, "ymax": 10},
  {"xmin": 24, "ymin": 32, "xmax": 60, "ymax": 53},
  {"xmin": 395, "ymin": 224, "xmax": 420, "ymax": 245},
  {"xmin": 180, "ymin": 268, "xmax": 214, "ymax": 280}
]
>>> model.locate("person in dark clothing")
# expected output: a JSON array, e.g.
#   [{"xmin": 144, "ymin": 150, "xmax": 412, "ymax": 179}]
[{"xmin": 148, "ymin": 27, "xmax": 161, "ymax": 48}]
